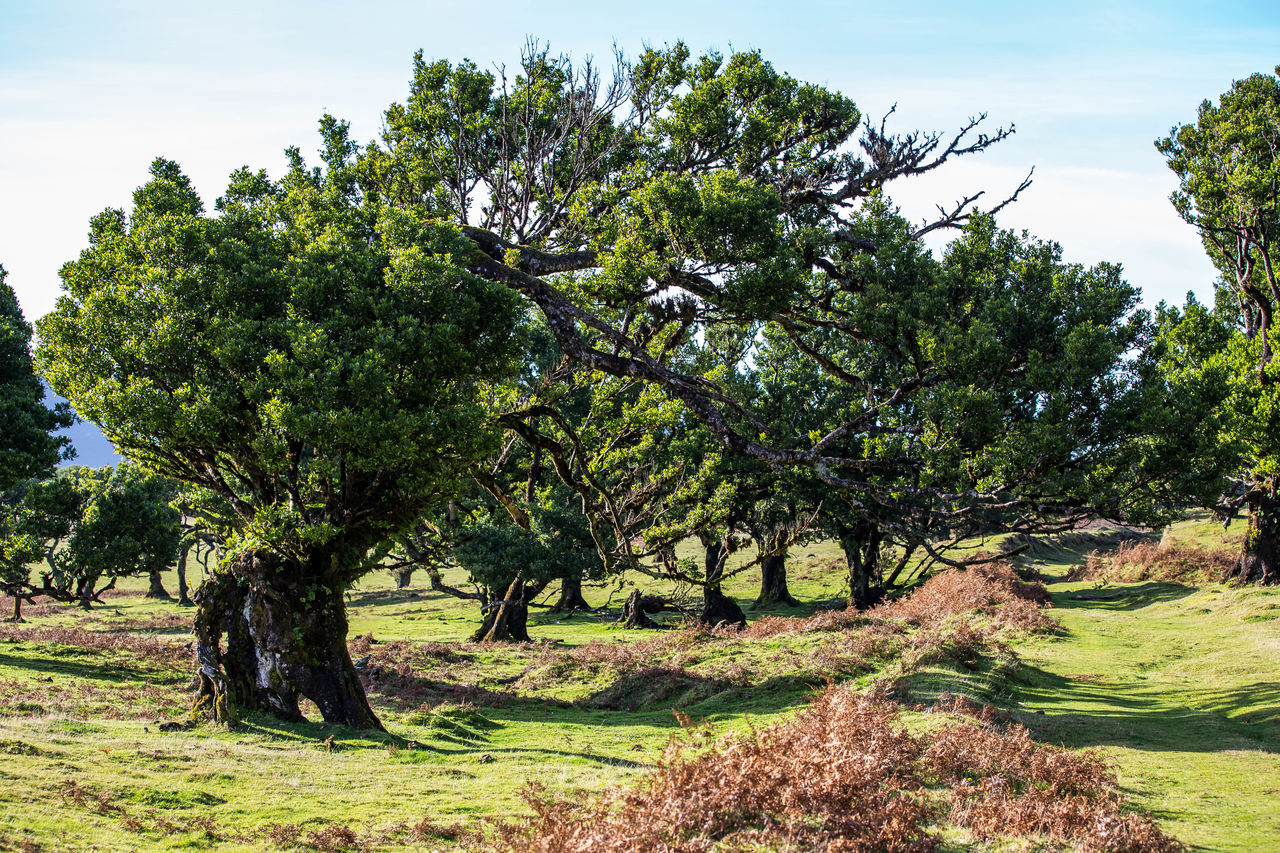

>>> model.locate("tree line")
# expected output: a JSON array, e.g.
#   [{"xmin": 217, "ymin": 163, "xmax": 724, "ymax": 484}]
[{"xmin": 2, "ymin": 44, "xmax": 1276, "ymax": 732}]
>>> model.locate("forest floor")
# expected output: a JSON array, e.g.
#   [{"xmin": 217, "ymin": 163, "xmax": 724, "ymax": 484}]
[{"xmin": 0, "ymin": 516, "xmax": 1275, "ymax": 851}]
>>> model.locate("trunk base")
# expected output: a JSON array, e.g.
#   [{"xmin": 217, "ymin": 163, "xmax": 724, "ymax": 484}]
[
  {"xmin": 191, "ymin": 554, "xmax": 384, "ymax": 732},
  {"xmin": 549, "ymin": 577, "xmax": 591, "ymax": 613},
  {"xmin": 146, "ymin": 570, "xmax": 171, "ymax": 600},
  {"xmin": 1231, "ymin": 496, "xmax": 1280, "ymax": 585},
  {"xmin": 618, "ymin": 590, "xmax": 661, "ymax": 629},
  {"xmin": 473, "ymin": 577, "xmax": 531, "ymax": 642},
  {"xmin": 753, "ymin": 554, "xmax": 799, "ymax": 609},
  {"xmin": 700, "ymin": 589, "xmax": 746, "ymax": 629}
]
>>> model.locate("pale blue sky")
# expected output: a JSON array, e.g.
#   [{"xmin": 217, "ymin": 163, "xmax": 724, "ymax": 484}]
[{"xmin": 2, "ymin": 0, "xmax": 1277, "ymax": 323}]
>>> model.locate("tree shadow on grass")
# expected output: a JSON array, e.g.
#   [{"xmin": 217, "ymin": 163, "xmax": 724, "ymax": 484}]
[
  {"xmin": 1006, "ymin": 661, "xmax": 1280, "ymax": 753},
  {"xmin": 1051, "ymin": 582, "xmax": 1199, "ymax": 611},
  {"xmin": 0, "ymin": 647, "xmax": 185, "ymax": 686}
]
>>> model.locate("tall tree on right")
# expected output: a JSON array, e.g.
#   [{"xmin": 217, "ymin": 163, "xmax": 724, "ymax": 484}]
[{"xmin": 1158, "ymin": 67, "xmax": 1280, "ymax": 583}]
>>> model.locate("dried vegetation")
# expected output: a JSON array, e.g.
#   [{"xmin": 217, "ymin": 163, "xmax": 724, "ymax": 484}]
[
  {"xmin": 1067, "ymin": 540, "xmax": 1237, "ymax": 584},
  {"xmin": 489, "ymin": 686, "xmax": 1181, "ymax": 852}
]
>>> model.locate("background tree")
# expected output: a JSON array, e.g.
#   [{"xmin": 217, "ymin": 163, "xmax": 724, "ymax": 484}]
[
  {"xmin": 0, "ymin": 263, "xmax": 75, "ymax": 620},
  {"xmin": 53, "ymin": 464, "xmax": 182, "ymax": 609},
  {"xmin": 451, "ymin": 490, "xmax": 604, "ymax": 641},
  {"xmin": 0, "ymin": 478, "xmax": 77, "ymax": 621},
  {"xmin": 1158, "ymin": 67, "xmax": 1280, "ymax": 582},
  {"xmin": 38, "ymin": 131, "xmax": 521, "ymax": 730},
  {"xmin": 0, "ymin": 265, "xmax": 73, "ymax": 492},
  {"xmin": 1, "ymin": 466, "xmax": 179, "ymax": 618},
  {"xmin": 361, "ymin": 43, "xmax": 1152, "ymax": 591}
]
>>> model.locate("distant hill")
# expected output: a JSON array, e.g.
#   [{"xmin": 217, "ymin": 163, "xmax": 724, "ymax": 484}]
[{"xmin": 43, "ymin": 384, "xmax": 121, "ymax": 469}]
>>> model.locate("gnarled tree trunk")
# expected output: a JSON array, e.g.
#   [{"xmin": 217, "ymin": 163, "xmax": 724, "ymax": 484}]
[
  {"xmin": 753, "ymin": 551, "xmax": 799, "ymax": 608},
  {"xmin": 473, "ymin": 575, "xmax": 532, "ymax": 643},
  {"xmin": 1231, "ymin": 491, "xmax": 1280, "ymax": 585},
  {"xmin": 618, "ymin": 589, "xmax": 660, "ymax": 629},
  {"xmin": 550, "ymin": 576, "xmax": 590, "ymax": 613},
  {"xmin": 699, "ymin": 536, "xmax": 746, "ymax": 629},
  {"xmin": 393, "ymin": 566, "xmax": 415, "ymax": 589},
  {"xmin": 841, "ymin": 523, "xmax": 882, "ymax": 610},
  {"xmin": 175, "ymin": 542, "xmax": 194, "ymax": 606},
  {"xmin": 191, "ymin": 551, "xmax": 384, "ymax": 731}
]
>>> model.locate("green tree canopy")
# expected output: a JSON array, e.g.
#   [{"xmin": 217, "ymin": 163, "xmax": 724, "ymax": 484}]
[
  {"xmin": 361, "ymin": 43, "xmax": 1149, "ymax": 571},
  {"xmin": 1158, "ymin": 67, "xmax": 1280, "ymax": 583},
  {"xmin": 0, "ymin": 265, "xmax": 72, "ymax": 490},
  {"xmin": 38, "ymin": 127, "xmax": 523, "ymax": 729}
]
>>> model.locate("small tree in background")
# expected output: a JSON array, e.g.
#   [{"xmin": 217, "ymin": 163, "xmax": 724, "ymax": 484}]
[
  {"xmin": 55, "ymin": 464, "xmax": 182, "ymax": 609},
  {"xmin": 1, "ymin": 466, "xmax": 180, "ymax": 617}
]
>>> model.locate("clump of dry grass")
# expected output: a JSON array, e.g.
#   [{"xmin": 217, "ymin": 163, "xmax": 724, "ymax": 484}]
[
  {"xmin": 879, "ymin": 561, "xmax": 1053, "ymax": 633},
  {"xmin": 488, "ymin": 685, "xmax": 1182, "ymax": 853},
  {"xmin": 491, "ymin": 688, "xmax": 932, "ymax": 852},
  {"xmin": 1067, "ymin": 540, "xmax": 1236, "ymax": 584},
  {"xmin": 736, "ymin": 606, "xmax": 868, "ymax": 638},
  {"xmin": 926, "ymin": 722, "xmax": 1183, "ymax": 852},
  {"xmin": 738, "ymin": 560, "xmax": 1058, "ymax": 641},
  {"xmin": 521, "ymin": 629, "xmax": 724, "ymax": 688},
  {"xmin": 578, "ymin": 666, "xmax": 742, "ymax": 712}
]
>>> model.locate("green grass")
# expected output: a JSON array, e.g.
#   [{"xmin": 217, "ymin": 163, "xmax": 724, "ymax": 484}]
[
  {"xmin": 900, "ymin": 516, "xmax": 1280, "ymax": 852},
  {"xmin": 0, "ymin": 517, "xmax": 1277, "ymax": 850}
]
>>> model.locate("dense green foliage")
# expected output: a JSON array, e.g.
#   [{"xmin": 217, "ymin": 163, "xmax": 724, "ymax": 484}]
[
  {"xmin": 0, "ymin": 264, "xmax": 72, "ymax": 491},
  {"xmin": 1156, "ymin": 67, "xmax": 1280, "ymax": 581},
  {"xmin": 37, "ymin": 148, "xmax": 520, "ymax": 578},
  {"xmin": 358, "ymin": 44, "xmax": 1155, "ymax": 586},
  {"xmin": 1, "ymin": 465, "xmax": 180, "ymax": 616}
]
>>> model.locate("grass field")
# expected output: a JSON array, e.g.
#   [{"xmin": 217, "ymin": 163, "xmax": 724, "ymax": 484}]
[{"xmin": 0, "ymin": 516, "xmax": 1275, "ymax": 851}]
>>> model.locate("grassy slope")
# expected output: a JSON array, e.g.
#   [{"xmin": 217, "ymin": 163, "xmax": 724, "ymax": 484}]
[
  {"xmin": 903, "ymin": 516, "xmax": 1280, "ymax": 852},
  {"xmin": 0, "ymin": 549, "xmax": 855, "ymax": 851},
  {"xmin": 0, "ymin": 520, "xmax": 1277, "ymax": 850},
  {"xmin": 1020, "ymin": 582, "xmax": 1280, "ymax": 852}
]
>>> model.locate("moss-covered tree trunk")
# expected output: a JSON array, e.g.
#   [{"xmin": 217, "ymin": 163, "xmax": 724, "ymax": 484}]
[
  {"xmin": 753, "ymin": 551, "xmax": 799, "ymax": 608},
  {"xmin": 841, "ymin": 523, "xmax": 882, "ymax": 609},
  {"xmin": 550, "ymin": 576, "xmax": 590, "ymax": 613},
  {"xmin": 192, "ymin": 570, "xmax": 257, "ymax": 726},
  {"xmin": 1232, "ymin": 490, "xmax": 1280, "ymax": 585},
  {"xmin": 175, "ymin": 542, "xmax": 193, "ymax": 607},
  {"xmin": 191, "ymin": 551, "xmax": 384, "ymax": 731},
  {"xmin": 699, "ymin": 536, "xmax": 746, "ymax": 628},
  {"xmin": 393, "ymin": 566, "xmax": 415, "ymax": 589},
  {"xmin": 9, "ymin": 594, "xmax": 21, "ymax": 623},
  {"xmin": 474, "ymin": 575, "xmax": 532, "ymax": 642}
]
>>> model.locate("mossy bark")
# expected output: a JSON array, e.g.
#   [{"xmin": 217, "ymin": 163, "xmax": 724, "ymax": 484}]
[
  {"xmin": 393, "ymin": 567, "xmax": 415, "ymax": 589},
  {"xmin": 191, "ymin": 551, "xmax": 384, "ymax": 731},
  {"xmin": 192, "ymin": 570, "xmax": 255, "ymax": 727},
  {"xmin": 841, "ymin": 524, "xmax": 882, "ymax": 609},
  {"xmin": 753, "ymin": 552, "xmax": 799, "ymax": 608},
  {"xmin": 1231, "ymin": 491, "xmax": 1280, "ymax": 585}
]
